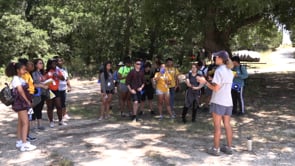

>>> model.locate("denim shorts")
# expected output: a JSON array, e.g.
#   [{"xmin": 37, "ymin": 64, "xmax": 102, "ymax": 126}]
[
  {"xmin": 156, "ymin": 89, "xmax": 169, "ymax": 95},
  {"xmin": 210, "ymin": 103, "xmax": 233, "ymax": 116}
]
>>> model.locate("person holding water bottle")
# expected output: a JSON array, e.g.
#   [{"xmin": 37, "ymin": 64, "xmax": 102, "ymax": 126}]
[
  {"xmin": 99, "ymin": 61, "xmax": 115, "ymax": 120},
  {"xmin": 126, "ymin": 59, "xmax": 145, "ymax": 122},
  {"xmin": 153, "ymin": 63, "xmax": 174, "ymax": 120}
]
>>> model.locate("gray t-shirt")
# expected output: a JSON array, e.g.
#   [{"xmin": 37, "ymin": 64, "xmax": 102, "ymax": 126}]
[{"xmin": 210, "ymin": 65, "xmax": 234, "ymax": 107}]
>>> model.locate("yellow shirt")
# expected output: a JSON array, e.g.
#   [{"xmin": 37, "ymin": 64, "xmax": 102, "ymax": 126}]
[
  {"xmin": 166, "ymin": 67, "xmax": 180, "ymax": 88},
  {"xmin": 154, "ymin": 72, "xmax": 172, "ymax": 93},
  {"xmin": 22, "ymin": 72, "xmax": 35, "ymax": 95}
]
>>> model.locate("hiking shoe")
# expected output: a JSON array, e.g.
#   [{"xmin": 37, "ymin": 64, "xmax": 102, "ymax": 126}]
[
  {"xmin": 98, "ymin": 117, "xmax": 104, "ymax": 121},
  {"xmin": 27, "ymin": 135, "xmax": 37, "ymax": 141},
  {"xmin": 49, "ymin": 122, "xmax": 54, "ymax": 128},
  {"xmin": 159, "ymin": 115, "xmax": 163, "ymax": 120},
  {"xmin": 59, "ymin": 121, "xmax": 68, "ymax": 126},
  {"xmin": 207, "ymin": 147, "xmax": 220, "ymax": 156},
  {"xmin": 20, "ymin": 142, "xmax": 36, "ymax": 152},
  {"xmin": 220, "ymin": 145, "xmax": 233, "ymax": 155}
]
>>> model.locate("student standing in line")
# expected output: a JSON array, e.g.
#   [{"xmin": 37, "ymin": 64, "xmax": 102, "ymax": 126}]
[
  {"xmin": 5, "ymin": 62, "xmax": 37, "ymax": 152},
  {"xmin": 166, "ymin": 58, "xmax": 180, "ymax": 116},
  {"xmin": 99, "ymin": 61, "xmax": 115, "ymax": 120},
  {"xmin": 153, "ymin": 63, "xmax": 174, "ymax": 120},
  {"xmin": 54, "ymin": 56, "xmax": 72, "ymax": 120},
  {"xmin": 126, "ymin": 59, "xmax": 145, "ymax": 122},
  {"xmin": 231, "ymin": 56, "xmax": 248, "ymax": 116},
  {"xmin": 32, "ymin": 58, "xmax": 48, "ymax": 130},
  {"xmin": 118, "ymin": 57, "xmax": 133, "ymax": 117},
  {"xmin": 18, "ymin": 58, "xmax": 37, "ymax": 141},
  {"xmin": 140, "ymin": 62, "xmax": 155, "ymax": 115},
  {"xmin": 182, "ymin": 63, "xmax": 205, "ymax": 123},
  {"xmin": 45, "ymin": 59, "xmax": 66, "ymax": 127},
  {"xmin": 198, "ymin": 50, "xmax": 234, "ymax": 156}
]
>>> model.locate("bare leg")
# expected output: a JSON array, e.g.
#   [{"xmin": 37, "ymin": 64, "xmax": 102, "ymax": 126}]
[
  {"xmin": 17, "ymin": 116, "xmax": 21, "ymax": 140},
  {"xmin": 164, "ymin": 94, "xmax": 173, "ymax": 116},
  {"xmin": 46, "ymin": 99, "xmax": 54, "ymax": 122},
  {"xmin": 222, "ymin": 115, "xmax": 233, "ymax": 147},
  {"xmin": 212, "ymin": 112, "xmax": 222, "ymax": 149},
  {"xmin": 18, "ymin": 110, "xmax": 29, "ymax": 143},
  {"xmin": 157, "ymin": 95, "xmax": 164, "ymax": 116},
  {"xmin": 106, "ymin": 94, "xmax": 113, "ymax": 117}
]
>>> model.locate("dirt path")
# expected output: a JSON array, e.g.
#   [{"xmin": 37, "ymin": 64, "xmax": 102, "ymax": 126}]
[{"xmin": 1, "ymin": 49, "xmax": 295, "ymax": 166}]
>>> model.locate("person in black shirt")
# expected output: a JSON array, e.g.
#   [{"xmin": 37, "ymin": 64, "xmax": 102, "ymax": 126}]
[{"xmin": 140, "ymin": 62, "xmax": 155, "ymax": 115}]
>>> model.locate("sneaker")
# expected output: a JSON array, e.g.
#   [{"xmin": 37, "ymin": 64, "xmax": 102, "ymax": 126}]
[
  {"xmin": 150, "ymin": 110, "xmax": 156, "ymax": 115},
  {"xmin": 49, "ymin": 122, "xmax": 54, "ymax": 128},
  {"xmin": 16, "ymin": 140, "xmax": 22, "ymax": 148},
  {"xmin": 37, "ymin": 126, "xmax": 45, "ymax": 130},
  {"xmin": 98, "ymin": 117, "xmax": 104, "ymax": 121},
  {"xmin": 63, "ymin": 114, "xmax": 71, "ymax": 120},
  {"xmin": 59, "ymin": 121, "xmax": 67, "ymax": 126},
  {"xmin": 207, "ymin": 147, "xmax": 220, "ymax": 156},
  {"xmin": 20, "ymin": 142, "xmax": 36, "ymax": 152},
  {"xmin": 27, "ymin": 135, "xmax": 37, "ymax": 141},
  {"xmin": 159, "ymin": 115, "xmax": 163, "ymax": 120},
  {"xmin": 220, "ymin": 145, "xmax": 233, "ymax": 155}
]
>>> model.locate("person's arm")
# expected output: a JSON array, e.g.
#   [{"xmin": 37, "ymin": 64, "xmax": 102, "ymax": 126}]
[
  {"xmin": 55, "ymin": 71, "xmax": 65, "ymax": 81},
  {"xmin": 137, "ymin": 72, "xmax": 145, "ymax": 92},
  {"xmin": 175, "ymin": 68, "xmax": 180, "ymax": 88},
  {"xmin": 32, "ymin": 72, "xmax": 48, "ymax": 89},
  {"xmin": 126, "ymin": 72, "xmax": 136, "ymax": 94},
  {"xmin": 67, "ymin": 79, "xmax": 72, "ymax": 92},
  {"xmin": 237, "ymin": 65, "xmax": 248, "ymax": 79},
  {"xmin": 16, "ymin": 85, "xmax": 32, "ymax": 107},
  {"xmin": 197, "ymin": 73, "xmax": 221, "ymax": 92},
  {"xmin": 100, "ymin": 73, "xmax": 106, "ymax": 94}
]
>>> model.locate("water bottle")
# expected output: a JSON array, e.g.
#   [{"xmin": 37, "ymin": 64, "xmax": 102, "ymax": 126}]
[{"xmin": 28, "ymin": 108, "xmax": 34, "ymax": 121}]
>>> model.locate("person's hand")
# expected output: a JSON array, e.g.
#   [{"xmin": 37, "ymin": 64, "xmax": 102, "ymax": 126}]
[
  {"xmin": 197, "ymin": 76, "xmax": 207, "ymax": 84},
  {"xmin": 42, "ymin": 84, "xmax": 49, "ymax": 89},
  {"xmin": 130, "ymin": 89, "xmax": 136, "ymax": 94},
  {"xmin": 67, "ymin": 86, "xmax": 72, "ymax": 92},
  {"xmin": 137, "ymin": 87, "xmax": 143, "ymax": 92}
]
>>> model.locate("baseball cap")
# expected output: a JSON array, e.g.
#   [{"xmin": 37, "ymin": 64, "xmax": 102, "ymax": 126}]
[{"xmin": 213, "ymin": 50, "xmax": 229, "ymax": 61}]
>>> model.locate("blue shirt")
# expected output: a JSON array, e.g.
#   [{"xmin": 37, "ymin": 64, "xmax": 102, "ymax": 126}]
[{"xmin": 232, "ymin": 65, "xmax": 248, "ymax": 87}]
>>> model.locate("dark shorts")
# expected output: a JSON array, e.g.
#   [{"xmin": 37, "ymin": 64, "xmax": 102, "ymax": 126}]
[
  {"xmin": 101, "ymin": 90, "xmax": 114, "ymax": 94},
  {"xmin": 131, "ymin": 91, "xmax": 142, "ymax": 103},
  {"xmin": 141, "ymin": 87, "xmax": 154, "ymax": 101},
  {"xmin": 210, "ymin": 103, "xmax": 233, "ymax": 116},
  {"xmin": 59, "ymin": 90, "xmax": 67, "ymax": 108}
]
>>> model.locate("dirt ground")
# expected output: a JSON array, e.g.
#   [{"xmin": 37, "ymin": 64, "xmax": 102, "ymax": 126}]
[{"xmin": 0, "ymin": 48, "xmax": 295, "ymax": 166}]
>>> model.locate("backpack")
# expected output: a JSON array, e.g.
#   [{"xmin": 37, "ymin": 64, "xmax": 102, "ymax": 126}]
[{"xmin": 0, "ymin": 83, "xmax": 14, "ymax": 106}]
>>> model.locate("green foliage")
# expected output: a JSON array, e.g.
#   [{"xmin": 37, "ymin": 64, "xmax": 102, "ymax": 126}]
[
  {"xmin": 0, "ymin": 13, "xmax": 50, "ymax": 64},
  {"xmin": 0, "ymin": 0, "xmax": 294, "ymax": 76},
  {"xmin": 230, "ymin": 19, "xmax": 282, "ymax": 51}
]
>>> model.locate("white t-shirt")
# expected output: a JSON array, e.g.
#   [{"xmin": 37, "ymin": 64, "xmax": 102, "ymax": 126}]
[
  {"xmin": 210, "ymin": 65, "xmax": 234, "ymax": 107},
  {"xmin": 11, "ymin": 76, "xmax": 26, "ymax": 89},
  {"xmin": 57, "ymin": 66, "xmax": 69, "ymax": 91}
]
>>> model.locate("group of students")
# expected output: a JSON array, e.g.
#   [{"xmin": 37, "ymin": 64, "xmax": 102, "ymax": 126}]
[
  {"xmin": 99, "ymin": 51, "xmax": 248, "ymax": 157},
  {"xmin": 99, "ymin": 57, "xmax": 181, "ymax": 122},
  {"xmin": 5, "ymin": 56, "xmax": 71, "ymax": 152}
]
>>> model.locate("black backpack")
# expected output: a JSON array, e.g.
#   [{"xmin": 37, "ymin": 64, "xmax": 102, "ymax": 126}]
[{"xmin": 0, "ymin": 83, "xmax": 14, "ymax": 106}]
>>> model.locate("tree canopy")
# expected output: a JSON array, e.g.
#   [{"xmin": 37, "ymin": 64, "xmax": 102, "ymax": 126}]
[{"xmin": 0, "ymin": 0, "xmax": 294, "ymax": 75}]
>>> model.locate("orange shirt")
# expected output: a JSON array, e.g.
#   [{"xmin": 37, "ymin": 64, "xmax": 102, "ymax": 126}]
[{"xmin": 45, "ymin": 69, "xmax": 63, "ymax": 91}]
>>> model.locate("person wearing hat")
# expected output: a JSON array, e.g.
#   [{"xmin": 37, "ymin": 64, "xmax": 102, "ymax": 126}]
[
  {"xmin": 198, "ymin": 50, "xmax": 234, "ymax": 156},
  {"xmin": 231, "ymin": 56, "xmax": 248, "ymax": 116}
]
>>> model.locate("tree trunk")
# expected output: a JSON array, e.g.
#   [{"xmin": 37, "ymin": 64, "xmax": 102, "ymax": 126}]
[{"xmin": 203, "ymin": 28, "xmax": 232, "ymax": 56}]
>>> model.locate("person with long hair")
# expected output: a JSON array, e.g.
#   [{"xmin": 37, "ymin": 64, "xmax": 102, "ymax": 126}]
[
  {"xmin": 45, "ymin": 59, "xmax": 65, "ymax": 127},
  {"xmin": 99, "ymin": 61, "xmax": 115, "ymax": 120},
  {"xmin": 198, "ymin": 50, "xmax": 234, "ymax": 156},
  {"xmin": 153, "ymin": 63, "xmax": 174, "ymax": 120},
  {"xmin": 182, "ymin": 63, "xmax": 205, "ymax": 123},
  {"xmin": 5, "ymin": 62, "xmax": 36, "ymax": 152},
  {"xmin": 31, "ymin": 58, "xmax": 48, "ymax": 130}
]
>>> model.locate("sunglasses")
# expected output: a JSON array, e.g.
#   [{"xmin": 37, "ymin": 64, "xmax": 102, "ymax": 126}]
[{"xmin": 135, "ymin": 63, "xmax": 141, "ymax": 65}]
